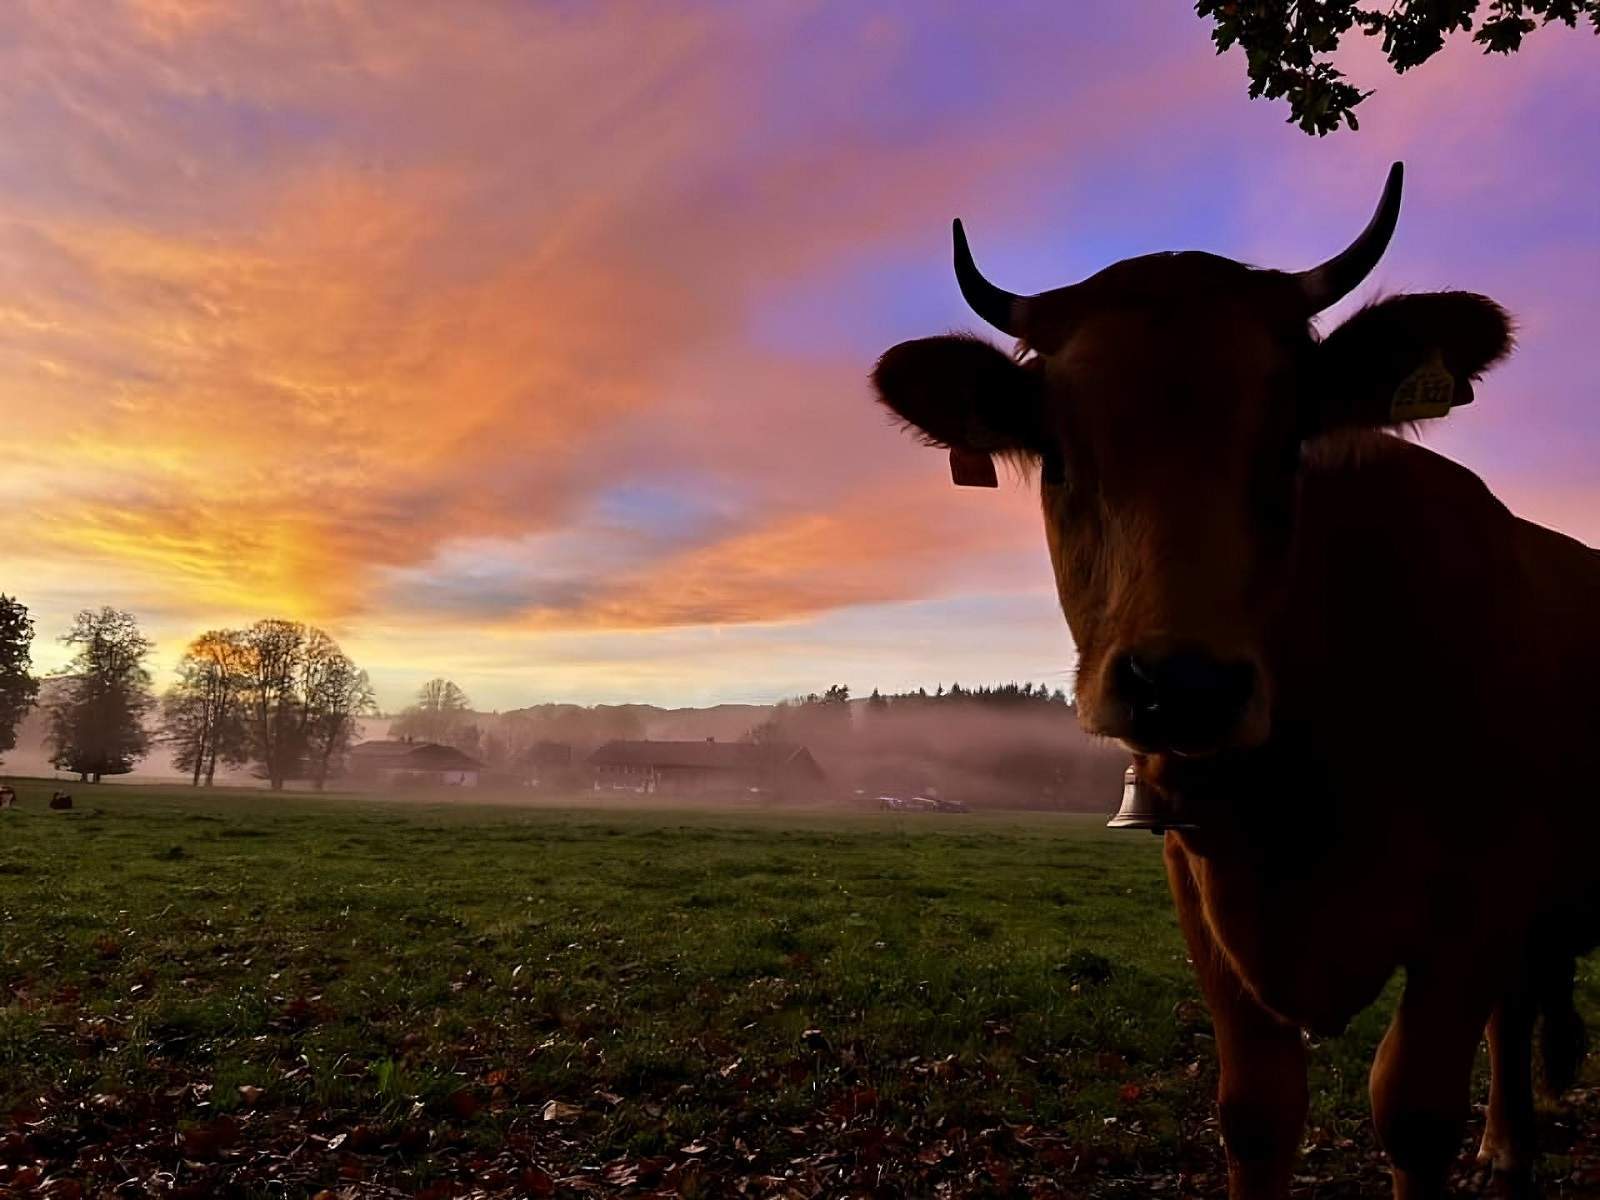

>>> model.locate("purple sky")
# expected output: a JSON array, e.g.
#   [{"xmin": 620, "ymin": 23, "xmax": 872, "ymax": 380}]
[{"xmin": 1, "ymin": 2, "xmax": 1595, "ymax": 710}]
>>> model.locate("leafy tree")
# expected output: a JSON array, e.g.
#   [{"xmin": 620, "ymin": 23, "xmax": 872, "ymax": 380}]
[
  {"xmin": 299, "ymin": 629, "xmax": 376, "ymax": 790},
  {"xmin": 1196, "ymin": 0, "xmax": 1599, "ymax": 133},
  {"xmin": 0, "ymin": 595, "xmax": 39, "ymax": 763},
  {"xmin": 161, "ymin": 630, "xmax": 251, "ymax": 787},
  {"xmin": 49, "ymin": 608, "xmax": 154, "ymax": 783},
  {"xmin": 239, "ymin": 619, "xmax": 308, "ymax": 790},
  {"xmin": 492, "ymin": 703, "xmax": 644, "ymax": 759},
  {"xmin": 392, "ymin": 678, "xmax": 474, "ymax": 748},
  {"xmin": 477, "ymin": 728, "xmax": 510, "ymax": 769},
  {"xmin": 236, "ymin": 619, "xmax": 374, "ymax": 790},
  {"xmin": 749, "ymin": 684, "xmax": 852, "ymax": 745}
]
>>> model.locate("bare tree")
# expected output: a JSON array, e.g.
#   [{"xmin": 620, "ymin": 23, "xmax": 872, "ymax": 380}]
[
  {"xmin": 49, "ymin": 608, "xmax": 154, "ymax": 783},
  {"xmin": 393, "ymin": 677, "xmax": 473, "ymax": 747},
  {"xmin": 161, "ymin": 630, "xmax": 250, "ymax": 786}
]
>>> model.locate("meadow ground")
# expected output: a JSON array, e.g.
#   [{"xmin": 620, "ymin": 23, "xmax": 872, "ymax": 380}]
[{"xmin": 2, "ymin": 783, "xmax": 1600, "ymax": 1198}]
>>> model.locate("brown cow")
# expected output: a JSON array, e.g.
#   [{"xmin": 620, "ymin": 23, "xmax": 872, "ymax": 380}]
[{"xmin": 871, "ymin": 163, "xmax": 1600, "ymax": 1199}]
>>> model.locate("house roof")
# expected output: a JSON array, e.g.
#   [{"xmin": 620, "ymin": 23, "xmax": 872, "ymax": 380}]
[
  {"xmin": 588, "ymin": 739, "xmax": 822, "ymax": 777},
  {"xmin": 349, "ymin": 740, "xmax": 483, "ymax": 771}
]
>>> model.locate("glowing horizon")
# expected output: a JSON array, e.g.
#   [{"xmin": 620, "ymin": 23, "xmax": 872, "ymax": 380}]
[{"xmin": 3, "ymin": 2, "xmax": 1596, "ymax": 710}]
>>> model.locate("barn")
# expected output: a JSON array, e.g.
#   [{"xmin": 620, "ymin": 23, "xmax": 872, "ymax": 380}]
[
  {"xmin": 347, "ymin": 740, "xmax": 483, "ymax": 788},
  {"xmin": 588, "ymin": 739, "xmax": 824, "ymax": 800}
]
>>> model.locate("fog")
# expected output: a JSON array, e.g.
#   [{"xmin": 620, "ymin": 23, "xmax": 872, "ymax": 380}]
[
  {"xmin": 3, "ymin": 684, "xmax": 1125, "ymax": 814},
  {"xmin": 783, "ymin": 700, "xmax": 1125, "ymax": 813}
]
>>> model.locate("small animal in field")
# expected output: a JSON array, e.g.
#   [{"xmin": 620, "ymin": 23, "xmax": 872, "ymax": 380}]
[
  {"xmin": 49, "ymin": 791, "xmax": 73, "ymax": 810},
  {"xmin": 872, "ymin": 162, "xmax": 1600, "ymax": 1199},
  {"xmin": 0, "ymin": 785, "xmax": 14, "ymax": 809}
]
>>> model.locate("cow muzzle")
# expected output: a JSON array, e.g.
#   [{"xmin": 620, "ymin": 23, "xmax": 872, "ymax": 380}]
[{"xmin": 1104, "ymin": 644, "xmax": 1262, "ymax": 756}]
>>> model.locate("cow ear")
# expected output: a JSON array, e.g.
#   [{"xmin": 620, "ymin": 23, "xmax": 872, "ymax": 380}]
[
  {"xmin": 871, "ymin": 334, "xmax": 1044, "ymax": 487},
  {"xmin": 1310, "ymin": 292, "xmax": 1514, "ymax": 433}
]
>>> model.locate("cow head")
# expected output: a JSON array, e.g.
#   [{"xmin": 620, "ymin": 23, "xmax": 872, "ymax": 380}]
[{"xmin": 872, "ymin": 165, "xmax": 1512, "ymax": 756}]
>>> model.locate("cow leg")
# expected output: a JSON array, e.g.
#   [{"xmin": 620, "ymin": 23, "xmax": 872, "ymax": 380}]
[
  {"xmin": 1370, "ymin": 966, "xmax": 1498, "ymax": 1200},
  {"xmin": 1478, "ymin": 989, "xmax": 1538, "ymax": 1197},
  {"xmin": 1167, "ymin": 839, "xmax": 1307, "ymax": 1200}
]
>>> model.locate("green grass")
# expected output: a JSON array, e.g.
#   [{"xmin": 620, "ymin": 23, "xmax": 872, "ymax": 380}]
[{"xmin": 1, "ymin": 780, "xmax": 1598, "ymax": 1197}]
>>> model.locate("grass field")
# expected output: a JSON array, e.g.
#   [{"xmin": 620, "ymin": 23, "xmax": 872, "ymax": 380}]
[{"xmin": 2, "ymin": 781, "xmax": 1600, "ymax": 1198}]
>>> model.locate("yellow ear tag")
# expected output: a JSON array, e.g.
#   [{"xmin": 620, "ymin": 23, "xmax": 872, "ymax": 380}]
[{"xmin": 1389, "ymin": 350, "xmax": 1456, "ymax": 421}]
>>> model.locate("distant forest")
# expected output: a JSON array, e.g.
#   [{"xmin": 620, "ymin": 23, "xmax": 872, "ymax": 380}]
[
  {"xmin": 750, "ymin": 682, "xmax": 1117, "ymax": 812},
  {"xmin": 864, "ymin": 682, "xmax": 1072, "ymax": 708}
]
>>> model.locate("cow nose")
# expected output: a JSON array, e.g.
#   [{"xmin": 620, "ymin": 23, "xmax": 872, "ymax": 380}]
[{"xmin": 1112, "ymin": 647, "xmax": 1255, "ymax": 752}]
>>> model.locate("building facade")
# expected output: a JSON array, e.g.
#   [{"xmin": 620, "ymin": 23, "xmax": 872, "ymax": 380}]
[
  {"xmin": 347, "ymin": 740, "xmax": 483, "ymax": 788},
  {"xmin": 588, "ymin": 739, "xmax": 823, "ymax": 799}
]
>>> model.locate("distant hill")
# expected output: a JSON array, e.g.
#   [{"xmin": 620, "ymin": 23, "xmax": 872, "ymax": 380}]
[
  {"xmin": 486, "ymin": 702, "xmax": 772, "ymax": 755},
  {"xmin": 618, "ymin": 703, "xmax": 772, "ymax": 742},
  {"xmin": 500, "ymin": 701, "xmax": 769, "ymax": 731}
]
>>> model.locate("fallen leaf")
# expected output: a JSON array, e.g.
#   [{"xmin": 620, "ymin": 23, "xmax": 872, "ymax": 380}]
[
  {"xmin": 519, "ymin": 1166, "xmax": 556, "ymax": 1195},
  {"xmin": 446, "ymin": 1089, "xmax": 481, "ymax": 1120},
  {"xmin": 179, "ymin": 1115, "xmax": 240, "ymax": 1160}
]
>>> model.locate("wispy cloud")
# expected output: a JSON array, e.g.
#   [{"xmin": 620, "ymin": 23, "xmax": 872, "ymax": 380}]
[{"xmin": 0, "ymin": 1, "xmax": 1593, "ymax": 704}]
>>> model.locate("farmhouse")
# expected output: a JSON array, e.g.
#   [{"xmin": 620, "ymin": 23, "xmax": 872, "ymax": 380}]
[
  {"xmin": 589, "ymin": 739, "xmax": 824, "ymax": 799},
  {"xmin": 347, "ymin": 740, "xmax": 482, "ymax": 788}
]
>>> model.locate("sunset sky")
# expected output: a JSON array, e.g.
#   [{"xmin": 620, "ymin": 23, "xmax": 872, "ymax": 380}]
[{"xmin": 2, "ymin": 1, "xmax": 1596, "ymax": 711}]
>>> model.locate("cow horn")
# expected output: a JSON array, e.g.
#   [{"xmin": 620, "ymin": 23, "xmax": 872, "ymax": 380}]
[
  {"xmin": 953, "ymin": 219, "xmax": 1028, "ymax": 337},
  {"xmin": 1293, "ymin": 162, "xmax": 1404, "ymax": 313}
]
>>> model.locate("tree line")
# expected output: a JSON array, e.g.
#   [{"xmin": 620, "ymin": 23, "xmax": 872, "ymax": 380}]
[
  {"xmin": 0, "ymin": 597, "xmax": 374, "ymax": 789},
  {"xmin": 864, "ymin": 681, "xmax": 1072, "ymax": 710},
  {"xmin": 749, "ymin": 681, "xmax": 1072, "ymax": 744},
  {"xmin": 0, "ymin": 590, "xmax": 1083, "ymax": 787}
]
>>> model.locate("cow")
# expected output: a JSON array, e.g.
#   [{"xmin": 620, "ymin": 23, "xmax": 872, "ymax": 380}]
[
  {"xmin": 870, "ymin": 162, "xmax": 1600, "ymax": 1199},
  {"xmin": 49, "ymin": 791, "xmax": 72, "ymax": 810}
]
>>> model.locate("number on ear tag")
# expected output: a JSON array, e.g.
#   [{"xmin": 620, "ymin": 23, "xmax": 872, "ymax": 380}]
[
  {"xmin": 1390, "ymin": 350, "xmax": 1456, "ymax": 421},
  {"xmin": 949, "ymin": 447, "xmax": 998, "ymax": 488}
]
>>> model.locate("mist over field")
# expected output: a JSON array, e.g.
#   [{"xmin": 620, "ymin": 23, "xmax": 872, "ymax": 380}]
[{"xmin": 5, "ymin": 679, "xmax": 1124, "ymax": 812}]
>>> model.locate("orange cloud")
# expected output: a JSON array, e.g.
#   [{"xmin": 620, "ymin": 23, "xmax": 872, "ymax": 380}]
[
  {"xmin": 518, "ymin": 479, "xmax": 1048, "ymax": 631},
  {"xmin": 0, "ymin": 0, "xmax": 1084, "ymax": 642},
  {"xmin": 0, "ymin": 1, "xmax": 1592, "ymax": 711}
]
